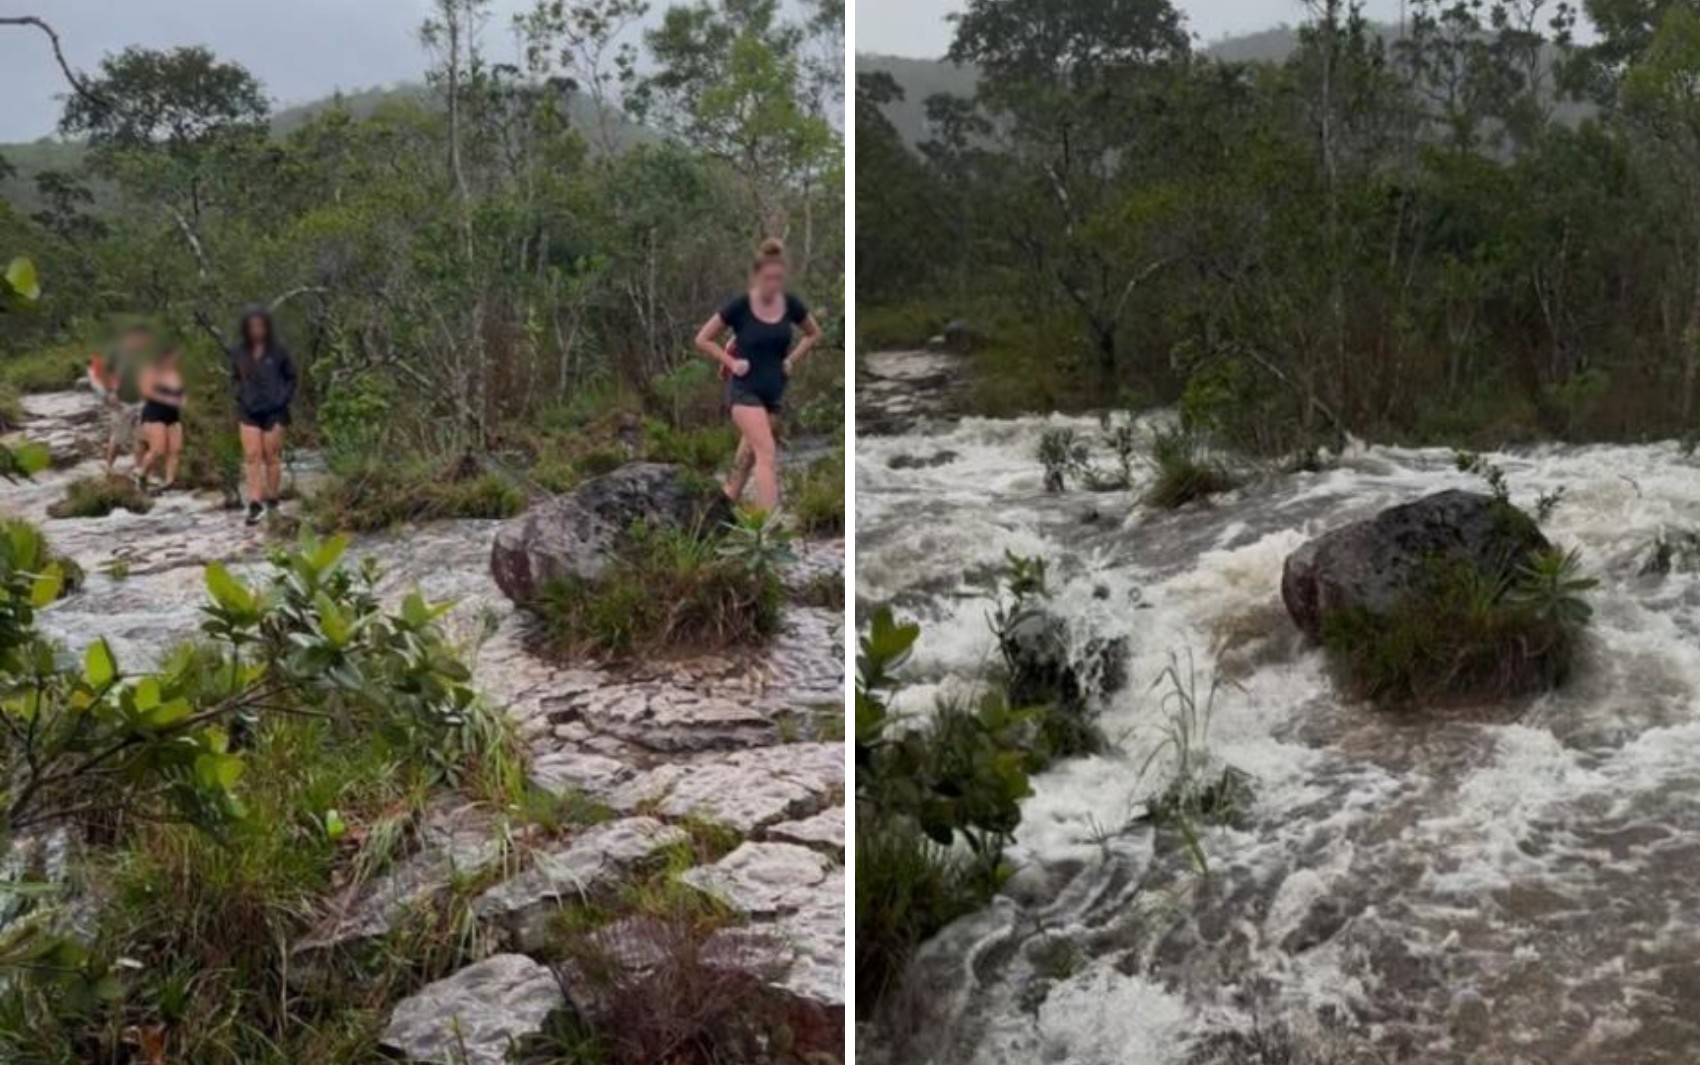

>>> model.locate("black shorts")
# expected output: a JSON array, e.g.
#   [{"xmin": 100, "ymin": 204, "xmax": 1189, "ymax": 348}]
[
  {"xmin": 140, "ymin": 402, "xmax": 181, "ymax": 427},
  {"xmin": 728, "ymin": 378, "xmax": 784, "ymax": 414},
  {"xmin": 240, "ymin": 409, "xmax": 290, "ymax": 432}
]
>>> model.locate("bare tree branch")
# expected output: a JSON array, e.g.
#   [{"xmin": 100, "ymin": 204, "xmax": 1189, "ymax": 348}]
[{"xmin": 0, "ymin": 15, "xmax": 109, "ymax": 108}]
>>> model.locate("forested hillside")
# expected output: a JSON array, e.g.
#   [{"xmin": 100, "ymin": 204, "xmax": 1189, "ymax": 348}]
[{"xmin": 858, "ymin": 0, "xmax": 1688, "ymax": 447}]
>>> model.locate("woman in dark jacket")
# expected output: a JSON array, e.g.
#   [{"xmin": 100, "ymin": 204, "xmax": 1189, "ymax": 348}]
[{"xmin": 230, "ymin": 307, "xmax": 297, "ymax": 525}]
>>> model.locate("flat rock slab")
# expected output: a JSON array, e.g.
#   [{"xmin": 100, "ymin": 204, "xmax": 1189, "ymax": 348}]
[
  {"xmin": 681, "ymin": 841, "xmax": 837, "ymax": 917},
  {"xmin": 381, "ymin": 953, "xmax": 565, "ymax": 1065},
  {"xmin": 543, "ymin": 683, "xmax": 779, "ymax": 753},
  {"xmin": 297, "ymin": 802, "xmax": 502, "ymax": 956},
  {"xmin": 612, "ymin": 743, "xmax": 844, "ymax": 833},
  {"xmin": 767, "ymin": 806, "xmax": 845, "ymax": 858},
  {"xmin": 474, "ymin": 817, "xmax": 687, "ymax": 952}
]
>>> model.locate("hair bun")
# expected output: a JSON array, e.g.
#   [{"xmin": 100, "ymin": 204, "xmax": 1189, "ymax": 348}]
[{"xmin": 758, "ymin": 237, "xmax": 785, "ymax": 259}]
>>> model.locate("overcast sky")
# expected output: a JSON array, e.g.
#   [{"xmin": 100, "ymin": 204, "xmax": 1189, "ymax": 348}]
[
  {"xmin": 857, "ymin": 0, "xmax": 1419, "ymax": 59},
  {"xmin": 0, "ymin": 0, "xmax": 544, "ymax": 142}
]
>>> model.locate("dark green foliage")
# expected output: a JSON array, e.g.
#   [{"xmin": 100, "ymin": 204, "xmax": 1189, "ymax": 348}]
[
  {"xmin": 854, "ymin": 608, "xmax": 1032, "ymax": 1012},
  {"xmin": 0, "ymin": 342, "xmax": 85, "ymax": 394},
  {"xmin": 309, "ymin": 463, "xmax": 525, "ymax": 532},
  {"xmin": 47, "ymin": 475, "xmax": 154, "ymax": 519},
  {"xmin": 0, "ymin": 534, "xmax": 519, "ymax": 1065},
  {"xmin": 642, "ymin": 419, "xmax": 739, "ymax": 473},
  {"xmin": 1322, "ymin": 547, "xmax": 1596, "ymax": 704},
  {"xmin": 535, "ymin": 524, "xmax": 784, "ymax": 658}
]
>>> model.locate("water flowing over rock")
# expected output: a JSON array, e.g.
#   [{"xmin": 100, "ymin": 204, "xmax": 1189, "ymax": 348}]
[
  {"xmin": 380, "ymin": 953, "xmax": 567, "ymax": 1065},
  {"xmin": 488, "ymin": 462, "xmax": 732, "ymax": 603},
  {"xmin": 858, "ymin": 371, "xmax": 1700, "ymax": 1065},
  {"xmin": 1281, "ymin": 488, "xmax": 1550, "ymax": 639}
]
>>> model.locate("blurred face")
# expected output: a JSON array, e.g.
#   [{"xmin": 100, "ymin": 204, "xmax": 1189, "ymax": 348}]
[
  {"xmin": 244, "ymin": 315, "xmax": 269, "ymax": 347},
  {"xmin": 752, "ymin": 261, "xmax": 786, "ymax": 300},
  {"xmin": 160, "ymin": 349, "xmax": 181, "ymax": 372}
]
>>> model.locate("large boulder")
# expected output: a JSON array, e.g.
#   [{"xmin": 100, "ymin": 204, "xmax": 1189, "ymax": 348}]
[
  {"xmin": 490, "ymin": 462, "xmax": 731, "ymax": 604},
  {"xmin": 1281, "ymin": 489, "xmax": 1550, "ymax": 640}
]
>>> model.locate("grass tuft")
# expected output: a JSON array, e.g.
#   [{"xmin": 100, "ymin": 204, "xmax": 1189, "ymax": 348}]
[{"xmin": 47, "ymin": 475, "xmax": 153, "ymax": 519}]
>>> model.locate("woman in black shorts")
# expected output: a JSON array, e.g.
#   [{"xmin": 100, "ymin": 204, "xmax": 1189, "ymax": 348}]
[
  {"xmin": 136, "ymin": 344, "xmax": 186, "ymax": 492},
  {"xmin": 692, "ymin": 238, "xmax": 822, "ymax": 511},
  {"xmin": 229, "ymin": 307, "xmax": 298, "ymax": 525}
]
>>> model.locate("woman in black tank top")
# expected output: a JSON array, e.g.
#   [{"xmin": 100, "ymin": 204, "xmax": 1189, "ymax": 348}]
[
  {"xmin": 691, "ymin": 237, "xmax": 823, "ymax": 511},
  {"xmin": 137, "ymin": 345, "xmax": 187, "ymax": 491}
]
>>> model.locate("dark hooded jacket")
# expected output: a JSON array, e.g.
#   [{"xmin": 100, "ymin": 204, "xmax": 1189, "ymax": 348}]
[{"xmin": 229, "ymin": 307, "xmax": 297, "ymax": 418}]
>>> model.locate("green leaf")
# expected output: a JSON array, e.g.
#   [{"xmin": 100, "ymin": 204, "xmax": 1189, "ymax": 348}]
[
  {"xmin": 194, "ymin": 752, "xmax": 244, "ymax": 791},
  {"xmin": 12, "ymin": 443, "xmax": 50, "ymax": 475},
  {"xmin": 133, "ymin": 677, "xmax": 161, "ymax": 711},
  {"xmin": 204, "ymin": 563, "xmax": 253, "ymax": 613},
  {"xmin": 140, "ymin": 698, "xmax": 191, "ymax": 729},
  {"xmin": 29, "ymin": 565, "xmax": 63, "ymax": 607},
  {"xmin": 84, "ymin": 639, "xmax": 116, "ymax": 688},
  {"xmin": 311, "ymin": 534, "xmax": 349, "ymax": 574},
  {"xmin": 4, "ymin": 257, "xmax": 40, "ymax": 302},
  {"xmin": 323, "ymin": 809, "xmax": 347, "ymax": 841}
]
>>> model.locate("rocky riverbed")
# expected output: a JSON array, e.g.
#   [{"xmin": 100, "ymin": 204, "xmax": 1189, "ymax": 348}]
[
  {"xmin": 859, "ymin": 349, "xmax": 1700, "ymax": 1065},
  {"xmin": 3, "ymin": 389, "xmax": 846, "ymax": 1062}
]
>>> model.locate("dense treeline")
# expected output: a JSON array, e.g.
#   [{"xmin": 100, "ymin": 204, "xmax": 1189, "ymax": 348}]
[
  {"xmin": 3, "ymin": 0, "xmax": 843, "ymax": 465},
  {"xmin": 858, "ymin": 0, "xmax": 1700, "ymax": 449}
]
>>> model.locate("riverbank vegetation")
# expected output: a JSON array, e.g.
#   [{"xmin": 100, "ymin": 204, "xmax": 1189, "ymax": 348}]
[
  {"xmin": 858, "ymin": 0, "xmax": 1700, "ymax": 449},
  {"xmin": 4, "ymin": 0, "xmax": 844, "ymax": 523},
  {"xmin": 0, "ymin": 530, "xmax": 532, "ymax": 1063}
]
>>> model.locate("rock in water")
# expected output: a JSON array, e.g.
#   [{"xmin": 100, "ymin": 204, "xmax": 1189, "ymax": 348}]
[
  {"xmin": 1281, "ymin": 489, "xmax": 1550, "ymax": 640},
  {"xmin": 381, "ymin": 954, "xmax": 566, "ymax": 1065},
  {"xmin": 490, "ymin": 462, "xmax": 731, "ymax": 603}
]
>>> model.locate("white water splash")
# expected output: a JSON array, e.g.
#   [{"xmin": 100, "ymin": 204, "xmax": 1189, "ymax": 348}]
[{"xmin": 859, "ymin": 369, "xmax": 1700, "ymax": 1063}]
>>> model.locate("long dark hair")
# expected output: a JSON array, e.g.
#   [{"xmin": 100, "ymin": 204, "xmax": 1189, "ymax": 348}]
[{"xmin": 235, "ymin": 306, "xmax": 278, "ymax": 381}]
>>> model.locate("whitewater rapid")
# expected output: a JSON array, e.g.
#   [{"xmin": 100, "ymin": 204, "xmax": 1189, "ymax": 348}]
[{"xmin": 858, "ymin": 352, "xmax": 1700, "ymax": 1064}]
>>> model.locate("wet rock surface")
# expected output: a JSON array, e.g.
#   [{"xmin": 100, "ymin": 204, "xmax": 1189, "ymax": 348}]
[
  {"xmin": 488, "ymin": 461, "xmax": 732, "ymax": 603},
  {"xmin": 1282, "ymin": 488, "xmax": 1549, "ymax": 639},
  {"xmin": 5, "ymin": 393, "xmax": 846, "ymax": 1057}
]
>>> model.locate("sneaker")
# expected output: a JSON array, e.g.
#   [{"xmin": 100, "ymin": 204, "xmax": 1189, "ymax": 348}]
[
  {"xmin": 265, "ymin": 498, "xmax": 279, "ymax": 515},
  {"xmin": 245, "ymin": 502, "xmax": 264, "ymax": 526}
]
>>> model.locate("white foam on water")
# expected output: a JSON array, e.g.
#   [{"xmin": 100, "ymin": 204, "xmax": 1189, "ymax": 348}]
[{"xmin": 861, "ymin": 405, "xmax": 1700, "ymax": 1062}]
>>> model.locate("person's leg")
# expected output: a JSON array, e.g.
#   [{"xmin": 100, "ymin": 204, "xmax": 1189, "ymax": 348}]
[
  {"xmin": 163, "ymin": 423, "xmax": 182, "ymax": 486},
  {"xmin": 730, "ymin": 403, "xmax": 779, "ymax": 511},
  {"xmin": 261, "ymin": 425, "xmax": 285, "ymax": 504},
  {"xmin": 723, "ymin": 437, "xmax": 756, "ymax": 502},
  {"xmin": 136, "ymin": 422, "xmax": 163, "ymax": 485},
  {"xmin": 239, "ymin": 423, "xmax": 265, "ymax": 506}
]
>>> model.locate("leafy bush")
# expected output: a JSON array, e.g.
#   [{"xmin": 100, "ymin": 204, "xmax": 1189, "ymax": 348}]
[
  {"xmin": 0, "ymin": 532, "xmax": 521, "ymax": 1063},
  {"xmin": 854, "ymin": 608, "xmax": 1033, "ymax": 1013},
  {"xmin": 0, "ymin": 341, "xmax": 85, "ymax": 394},
  {"xmin": 786, "ymin": 450, "xmax": 845, "ymax": 536},
  {"xmin": 536, "ymin": 522, "xmax": 783, "ymax": 658},
  {"xmin": 1321, "ymin": 547, "xmax": 1596, "ymax": 705},
  {"xmin": 47, "ymin": 475, "xmax": 154, "ymax": 519},
  {"xmin": 642, "ymin": 418, "xmax": 739, "ymax": 472},
  {"xmin": 0, "ymin": 519, "xmax": 82, "ymax": 599}
]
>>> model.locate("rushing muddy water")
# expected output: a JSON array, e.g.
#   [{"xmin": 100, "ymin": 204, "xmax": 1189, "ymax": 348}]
[{"xmin": 858, "ymin": 350, "xmax": 1700, "ymax": 1065}]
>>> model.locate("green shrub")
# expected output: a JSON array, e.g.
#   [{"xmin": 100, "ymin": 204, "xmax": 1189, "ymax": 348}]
[
  {"xmin": 310, "ymin": 463, "xmax": 525, "ymax": 532},
  {"xmin": 856, "ymin": 301, "xmax": 950, "ymax": 351},
  {"xmin": 47, "ymin": 475, "xmax": 153, "ymax": 519},
  {"xmin": 786, "ymin": 450, "xmax": 844, "ymax": 536},
  {"xmin": 0, "ymin": 519, "xmax": 81, "ymax": 599},
  {"xmin": 576, "ymin": 448, "xmax": 627, "ymax": 478},
  {"xmin": 0, "ymin": 534, "xmax": 520, "ymax": 1064},
  {"xmin": 0, "ymin": 341, "xmax": 85, "ymax": 394},
  {"xmin": 530, "ymin": 457, "xmax": 581, "ymax": 494},
  {"xmin": 1321, "ymin": 547, "xmax": 1596, "ymax": 705},
  {"xmin": 535, "ymin": 524, "xmax": 783, "ymax": 658},
  {"xmin": 643, "ymin": 418, "xmax": 739, "ymax": 472},
  {"xmin": 854, "ymin": 608, "xmax": 1033, "ymax": 1013},
  {"xmin": 0, "ymin": 383, "xmax": 22, "ymax": 430}
]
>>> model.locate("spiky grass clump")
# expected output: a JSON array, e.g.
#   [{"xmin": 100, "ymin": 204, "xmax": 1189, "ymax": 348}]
[
  {"xmin": 1322, "ymin": 547, "xmax": 1595, "ymax": 705},
  {"xmin": 786, "ymin": 449, "xmax": 845, "ymax": 537},
  {"xmin": 854, "ymin": 823, "xmax": 991, "ymax": 1015},
  {"xmin": 535, "ymin": 524, "xmax": 783, "ymax": 659},
  {"xmin": 47, "ymin": 475, "xmax": 153, "ymax": 519},
  {"xmin": 310, "ymin": 462, "xmax": 525, "ymax": 532},
  {"xmin": 1143, "ymin": 427, "xmax": 1235, "ymax": 510}
]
